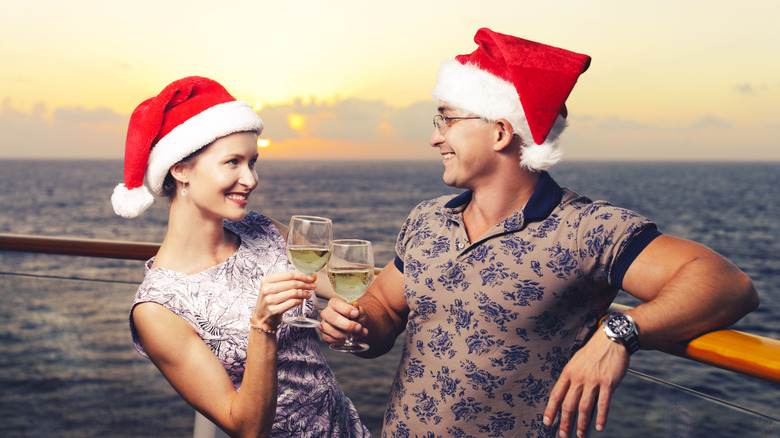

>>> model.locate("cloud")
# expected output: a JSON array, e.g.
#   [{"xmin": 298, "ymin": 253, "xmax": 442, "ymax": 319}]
[
  {"xmin": 52, "ymin": 105, "xmax": 126, "ymax": 126},
  {"xmin": 734, "ymin": 83, "xmax": 756, "ymax": 95},
  {"xmin": 258, "ymin": 97, "xmax": 435, "ymax": 144},
  {"xmin": 258, "ymin": 98, "xmax": 390, "ymax": 142},
  {"xmin": 562, "ymin": 110, "xmax": 780, "ymax": 162},
  {"xmin": 597, "ymin": 117, "xmax": 654, "ymax": 131},
  {"xmin": 388, "ymin": 101, "xmax": 437, "ymax": 141},
  {"xmin": 2, "ymin": 95, "xmax": 772, "ymax": 162},
  {"xmin": 0, "ymin": 100, "xmax": 127, "ymax": 159},
  {"xmin": 689, "ymin": 114, "xmax": 731, "ymax": 130},
  {"xmin": 589, "ymin": 113, "xmax": 732, "ymax": 134},
  {"xmin": 0, "ymin": 96, "xmax": 437, "ymax": 160},
  {"xmin": 764, "ymin": 121, "xmax": 780, "ymax": 130}
]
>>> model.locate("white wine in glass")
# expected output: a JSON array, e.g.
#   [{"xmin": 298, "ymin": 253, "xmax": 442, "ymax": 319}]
[
  {"xmin": 327, "ymin": 239, "xmax": 374, "ymax": 353},
  {"xmin": 284, "ymin": 215, "xmax": 332, "ymax": 328}
]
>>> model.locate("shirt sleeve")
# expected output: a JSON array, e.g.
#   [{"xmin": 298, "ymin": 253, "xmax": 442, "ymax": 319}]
[
  {"xmin": 574, "ymin": 201, "xmax": 661, "ymax": 289},
  {"xmin": 609, "ymin": 224, "xmax": 661, "ymax": 289},
  {"xmin": 393, "ymin": 200, "xmax": 434, "ymax": 275}
]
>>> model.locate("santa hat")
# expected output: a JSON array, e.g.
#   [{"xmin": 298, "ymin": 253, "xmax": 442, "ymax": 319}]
[
  {"xmin": 111, "ymin": 76, "xmax": 263, "ymax": 218},
  {"xmin": 432, "ymin": 28, "xmax": 591, "ymax": 171}
]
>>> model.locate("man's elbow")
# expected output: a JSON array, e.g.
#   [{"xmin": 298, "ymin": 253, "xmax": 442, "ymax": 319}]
[
  {"xmin": 739, "ymin": 273, "xmax": 760, "ymax": 314},
  {"xmin": 727, "ymin": 270, "xmax": 759, "ymax": 322}
]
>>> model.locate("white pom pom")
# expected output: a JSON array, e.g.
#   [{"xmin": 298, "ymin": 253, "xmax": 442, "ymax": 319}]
[
  {"xmin": 520, "ymin": 142, "xmax": 563, "ymax": 171},
  {"xmin": 111, "ymin": 183, "xmax": 154, "ymax": 218}
]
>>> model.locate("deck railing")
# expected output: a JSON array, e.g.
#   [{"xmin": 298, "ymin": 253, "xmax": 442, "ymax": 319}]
[
  {"xmin": 2, "ymin": 232, "xmax": 778, "ymax": 385},
  {"xmin": 3, "ymin": 232, "xmax": 779, "ymax": 438}
]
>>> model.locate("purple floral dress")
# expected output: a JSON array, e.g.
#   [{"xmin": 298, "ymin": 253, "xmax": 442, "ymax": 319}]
[{"xmin": 130, "ymin": 212, "xmax": 369, "ymax": 437}]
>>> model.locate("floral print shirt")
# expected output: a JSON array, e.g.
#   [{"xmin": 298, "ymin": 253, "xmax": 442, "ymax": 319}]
[
  {"xmin": 130, "ymin": 212, "xmax": 369, "ymax": 437},
  {"xmin": 385, "ymin": 172, "xmax": 660, "ymax": 437}
]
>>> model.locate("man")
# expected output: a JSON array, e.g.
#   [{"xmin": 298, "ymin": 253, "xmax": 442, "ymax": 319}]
[{"xmin": 320, "ymin": 28, "xmax": 758, "ymax": 438}]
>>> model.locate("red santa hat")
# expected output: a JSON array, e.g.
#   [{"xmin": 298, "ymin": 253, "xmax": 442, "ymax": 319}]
[
  {"xmin": 432, "ymin": 28, "xmax": 591, "ymax": 171},
  {"xmin": 111, "ymin": 76, "xmax": 264, "ymax": 218}
]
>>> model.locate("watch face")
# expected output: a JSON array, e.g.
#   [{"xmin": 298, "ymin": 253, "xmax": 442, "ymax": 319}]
[{"xmin": 606, "ymin": 314, "xmax": 632, "ymax": 337}]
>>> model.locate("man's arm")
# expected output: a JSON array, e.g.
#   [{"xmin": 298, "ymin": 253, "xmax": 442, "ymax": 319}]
[
  {"xmin": 320, "ymin": 260, "xmax": 409, "ymax": 358},
  {"xmin": 618, "ymin": 235, "xmax": 758, "ymax": 348},
  {"xmin": 544, "ymin": 234, "xmax": 759, "ymax": 438}
]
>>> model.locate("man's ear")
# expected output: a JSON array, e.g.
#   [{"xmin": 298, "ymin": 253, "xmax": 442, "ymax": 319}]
[{"xmin": 493, "ymin": 118, "xmax": 515, "ymax": 151}]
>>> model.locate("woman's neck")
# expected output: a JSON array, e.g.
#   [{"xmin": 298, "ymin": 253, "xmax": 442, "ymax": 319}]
[{"xmin": 152, "ymin": 202, "xmax": 240, "ymax": 274}]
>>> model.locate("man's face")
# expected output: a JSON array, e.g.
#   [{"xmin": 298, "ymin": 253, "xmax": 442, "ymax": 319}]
[{"xmin": 430, "ymin": 104, "xmax": 496, "ymax": 189}]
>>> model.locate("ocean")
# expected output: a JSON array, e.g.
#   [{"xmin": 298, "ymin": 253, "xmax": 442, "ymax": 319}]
[{"xmin": 1, "ymin": 159, "xmax": 778, "ymax": 437}]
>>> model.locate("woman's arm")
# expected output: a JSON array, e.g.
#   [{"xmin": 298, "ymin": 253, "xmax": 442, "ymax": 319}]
[{"xmin": 133, "ymin": 271, "xmax": 315, "ymax": 438}]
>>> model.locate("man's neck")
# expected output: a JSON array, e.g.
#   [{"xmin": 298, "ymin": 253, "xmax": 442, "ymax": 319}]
[{"xmin": 462, "ymin": 170, "xmax": 541, "ymax": 242}]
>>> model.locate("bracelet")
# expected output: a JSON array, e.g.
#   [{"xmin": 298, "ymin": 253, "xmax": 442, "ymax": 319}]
[{"xmin": 249, "ymin": 320, "xmax": 279, "ymax": 335}]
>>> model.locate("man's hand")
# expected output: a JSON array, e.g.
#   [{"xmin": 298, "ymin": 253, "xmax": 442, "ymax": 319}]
[
  {"xmin": 320, "ymin": 297, "xmax": 368, "ymax": 344},
  {"xmin": 543, "ymin": 330, "xmax": 630, "ymax": 437},
  {"xmin": 320, "ymin": 261, "xmax": 409, "ymax": 358}
]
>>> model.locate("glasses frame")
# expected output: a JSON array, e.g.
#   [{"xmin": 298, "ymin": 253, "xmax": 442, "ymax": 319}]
[{"xmin": 433, "ymin": 114, "xmax": 482, "ymax": 134}]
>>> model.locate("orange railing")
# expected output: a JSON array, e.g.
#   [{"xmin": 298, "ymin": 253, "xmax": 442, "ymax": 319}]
[{"xmin": 1, "ymin": 232, "xmax": 779, "ymax": 384}]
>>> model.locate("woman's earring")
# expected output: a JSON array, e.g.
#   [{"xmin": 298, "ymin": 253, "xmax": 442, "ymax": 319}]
[{"xmin": 181, "ymin": 182, "xmax": 188, "ymax": 196}]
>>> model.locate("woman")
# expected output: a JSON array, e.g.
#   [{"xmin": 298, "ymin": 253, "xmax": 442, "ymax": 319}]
[{"xmin": 112, "ymin": 76, "xmax": 369, "ymax": 437}]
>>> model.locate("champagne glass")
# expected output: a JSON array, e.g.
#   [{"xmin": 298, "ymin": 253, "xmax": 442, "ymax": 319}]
[
  {"xmin": 284, "ymin": 215, "xmax": 332, "ymax": 328},
  {"xmin": 327, "ymin": 239, "xmax": 374, "ymax": 353}
]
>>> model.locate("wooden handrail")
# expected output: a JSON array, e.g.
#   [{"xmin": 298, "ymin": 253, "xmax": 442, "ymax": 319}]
[
  {"xmin": 608, "ymin": 303, "xmax": 780, "ymax": 384},
  {"xmin": 0, "ymin": 233, "xmax": 159, "ymax": 260},
  {"xmin": 1, "ymin": 233, "xmax": 778, "ymax": 384}
]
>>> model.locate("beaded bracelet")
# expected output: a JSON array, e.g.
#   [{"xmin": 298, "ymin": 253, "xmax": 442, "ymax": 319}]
[{"xmin": 250, "ymin": 320, "xmax": 279, "ymax": 335}]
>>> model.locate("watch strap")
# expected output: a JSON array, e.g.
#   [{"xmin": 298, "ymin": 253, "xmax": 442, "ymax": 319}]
[{"xmin": 620, "ymin": 332, "xmax": 641, "ymax": 355}]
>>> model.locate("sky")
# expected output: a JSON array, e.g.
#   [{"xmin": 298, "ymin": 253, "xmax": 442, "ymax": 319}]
[{"xmin": 1, "ymin": 0, "xmax": 779, "ymax": 162}]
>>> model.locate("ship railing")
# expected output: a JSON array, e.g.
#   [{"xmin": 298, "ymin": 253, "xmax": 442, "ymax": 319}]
[{"xmin": 1, "ymin": 233, "xmax": 778, "ymax": 437}]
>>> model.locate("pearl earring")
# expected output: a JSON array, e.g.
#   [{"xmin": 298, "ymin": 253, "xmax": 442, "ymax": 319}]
[{"xmin": 181, "ymin": 182, "xmax": 188, "ymax": 196}]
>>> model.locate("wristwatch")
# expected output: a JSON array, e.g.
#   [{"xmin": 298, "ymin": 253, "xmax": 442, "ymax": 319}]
[{"xmin": 601, "ymin": 312, "xmax": 641, "ymax": 355}]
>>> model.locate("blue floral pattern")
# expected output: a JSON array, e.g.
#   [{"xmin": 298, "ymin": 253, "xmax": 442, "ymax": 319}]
[
  {"xmin": 384, "ymin": 172, "xmax": 657, "ymax": 437},
  {"xmin": 130, "ymin": 212, "xmax": 369, "ymax": 437}
]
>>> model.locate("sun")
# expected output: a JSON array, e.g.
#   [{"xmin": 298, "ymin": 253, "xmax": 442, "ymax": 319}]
[{"xmin": 288, "ymin": 114, "xmax": 305, "ymax": 131}]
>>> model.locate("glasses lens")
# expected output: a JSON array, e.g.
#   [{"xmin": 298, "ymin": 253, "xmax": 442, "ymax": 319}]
[{"xmin": 434, "ymin": 115, "xmax": 445, "ymax": 132}]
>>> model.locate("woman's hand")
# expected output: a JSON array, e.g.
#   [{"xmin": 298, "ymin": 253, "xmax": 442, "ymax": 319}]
[{"xmin": 253, "ymin": 271, "xmax": 316, "ymax": 330}]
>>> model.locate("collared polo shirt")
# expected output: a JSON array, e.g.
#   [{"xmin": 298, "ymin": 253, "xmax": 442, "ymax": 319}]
[{"xmin": 385, "ymin": 172, "xmax": 659, "ymax": 437}]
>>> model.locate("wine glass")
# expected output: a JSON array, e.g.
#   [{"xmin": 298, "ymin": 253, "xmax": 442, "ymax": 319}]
[
  {"xmin": 326, "ymin": 239, "xmax": 374, "ymax": 353},
  {"xmin": 284, "ymin": 215, "xmax": 332, "ymax": 328}
]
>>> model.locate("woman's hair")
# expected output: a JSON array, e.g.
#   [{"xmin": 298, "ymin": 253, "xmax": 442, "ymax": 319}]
[{"xmin": 160, "ymin": 146, "xmax": 208, "ymax": 199}]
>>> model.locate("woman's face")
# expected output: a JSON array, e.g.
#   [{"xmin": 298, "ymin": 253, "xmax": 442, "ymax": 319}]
[{"xmin": 180, "ymin": 131, "xmax": 259, "ymax": 221}]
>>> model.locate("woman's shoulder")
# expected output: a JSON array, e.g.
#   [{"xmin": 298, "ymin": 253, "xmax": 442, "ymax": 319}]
[
  {"xmin": 225, "ymin": 211, "xmax": 277, "ymax": 238},
  {"xmin": 236, "ymin": 210, "xmax": 273, "ymax": 227},
  {"xmin": 135, "ymin": 265, "xmax": 183, "ymax": 304},
  {"xmin": 225, "ymin": 212, "xmax": 288, "ymax": 261}
]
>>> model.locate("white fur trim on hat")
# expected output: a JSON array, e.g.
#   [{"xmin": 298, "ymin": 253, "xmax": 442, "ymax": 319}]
[
  {"xmin": 431, "ymin": 59, "xmax": 565, "ymax": 171},
  {"xmin": 145, "ymin": 100, "xmax": 263, "ymax": 197},
  {"xmin": 111, "ymin": 183, "xmax": 154, "ymax": 218}
]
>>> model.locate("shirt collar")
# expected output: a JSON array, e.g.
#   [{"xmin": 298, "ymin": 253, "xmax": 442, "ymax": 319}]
[
  {"xmin": 523, "ymin": 171, "xmax": 564, "ymax": 223},
  {"xmin": 443, "ymin": 171, "xmax": 563, "ymax": 225}
]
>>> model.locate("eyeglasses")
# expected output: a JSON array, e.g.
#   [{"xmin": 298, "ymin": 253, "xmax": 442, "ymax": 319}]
[{"xmin": 433, "ymin": 114, "xmax": 482, "ymax": 134}]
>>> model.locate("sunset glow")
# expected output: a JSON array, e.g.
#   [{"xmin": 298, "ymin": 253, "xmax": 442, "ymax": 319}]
[{"xmin": 0, "ymin": 1, "xmax": 778, "ymax": 161}]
